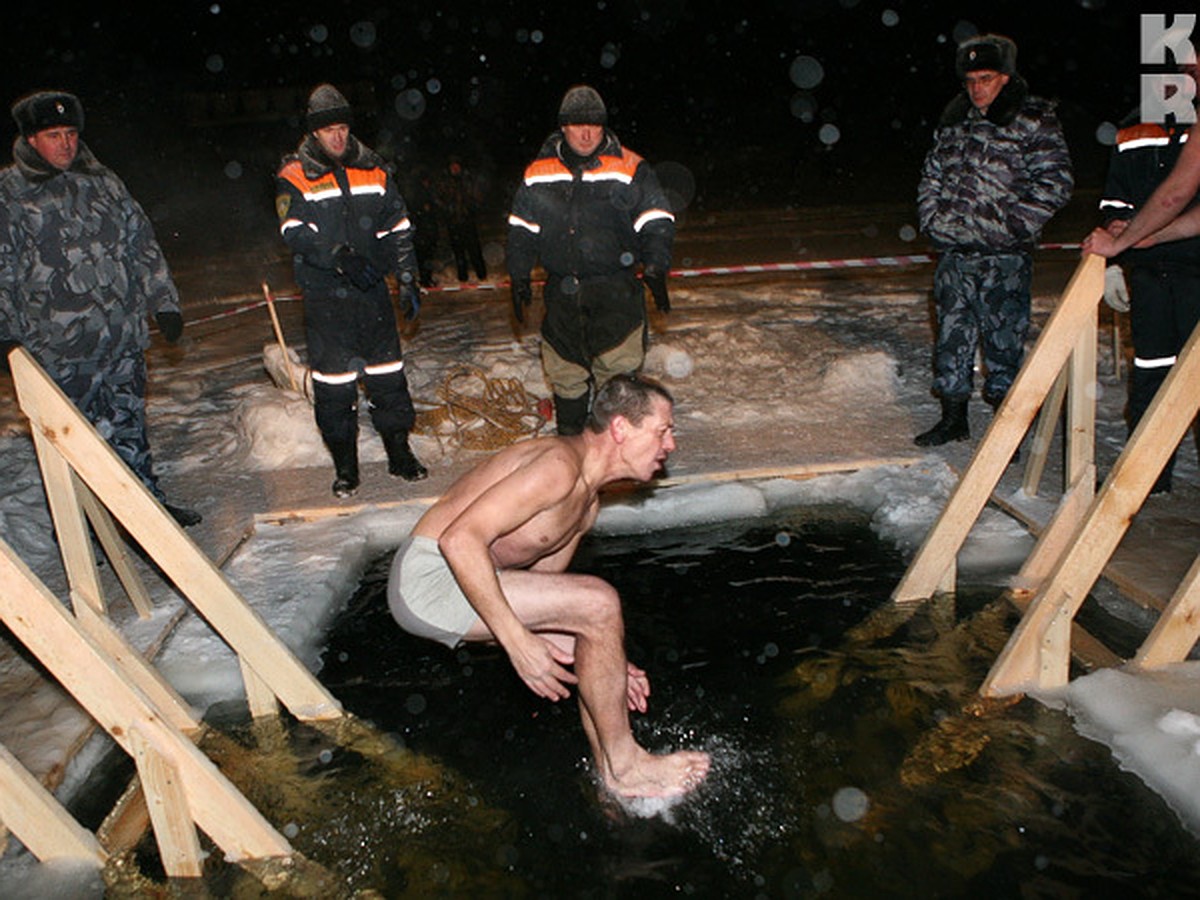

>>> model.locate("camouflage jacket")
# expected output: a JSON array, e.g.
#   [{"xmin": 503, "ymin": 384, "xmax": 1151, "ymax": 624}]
[
  {"xmin": 918, "ymin": 77, "xmax": 1073, "ymax": 253},
  {"xmin": 0, "ymin": 137, "xmax": 180, "ymax": 379}
]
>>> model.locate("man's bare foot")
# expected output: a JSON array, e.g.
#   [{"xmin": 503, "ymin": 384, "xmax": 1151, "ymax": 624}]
[{"xmin": 604, "ymin": 748, "xmax": 711, "ymax": 799}]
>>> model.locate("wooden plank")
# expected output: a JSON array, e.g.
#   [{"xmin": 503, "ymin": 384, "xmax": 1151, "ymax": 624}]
[
  {"xmin": 29, "ymin": 429, "xmax": 106, "ymax": 616},
  {"xmin": 79, "ymin": 483, "xmax": 153, "ymax": 619},
  {"xmin": 1066, "ymin": 319, "xmax": 1097, "ymax": 487},
  {"xmin": 96, "ymin": 776, "xmax": 150, "ymax": 856},
  {"xmin": 1022, "ymin": 368, "xmax": 1067, "ymax": 497},
  {"xmin": 71, "ymin": 600, "xmax": 200, "ymax": 734},
  {"xmin": 11, "ymin": 349, "xmax": 343, "ymax": 723},
  {"xmin": 894, "ymin": 255, "xmax": 1105, "ymax": 602},
  {"xmin": 982, "ymin": 313, "xmax": 1200, "ymax": 694},
  {"xmin": 240, "ymin": 658, "xmax": 280, "ymax": 719},
  {"xmin": 1012, "ymin": 466, "xmax": 1094, "ymax": 593},
  {"xmin": 252, "ymin": 456, "xmax": 924, "ymax": 526},
  {"xmin": 130, "ymin": 725, "xmax": 204, "ymax": 878},
  {"xmin": 0, "ymin": 539, "xmax": 292, "ymax": 861},
  {"xmin": 0, "ymin": 741, "xmax": 106, "ymax": 864},
  {"xmin": 1133, "ymin": 552, "xmax": 1200, "ymax": 669}
]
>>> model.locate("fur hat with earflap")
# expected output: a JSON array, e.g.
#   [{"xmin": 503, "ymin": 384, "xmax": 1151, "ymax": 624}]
[
  {"xmin": 956, "ymin": 34, "xmax": 1018, "ymax": 79},
  {"xmin": 306, "ymin": 83, "xmax": 353, "ymax": 132},
  {"xmin": 11, "ymin": 90, "xmax": 85, "ymax": 138}
]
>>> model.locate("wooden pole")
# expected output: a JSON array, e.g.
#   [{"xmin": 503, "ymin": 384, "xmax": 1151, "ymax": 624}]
[{"xmin": 262, "ymin": 281, "xmax": 298, "ymax": 392}]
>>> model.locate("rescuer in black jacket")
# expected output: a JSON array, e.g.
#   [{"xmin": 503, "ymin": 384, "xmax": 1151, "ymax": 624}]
[
  {"xmin": 276, "ymin": 84, "xmax": 427, "ymax": 497},
  {"xmin": 1097, "ymin": 103, "xmax": 1200, "ymax": 494},
  {"xmin": 506, "ymin": 85, "xmax": 675, "ymax": 434}
]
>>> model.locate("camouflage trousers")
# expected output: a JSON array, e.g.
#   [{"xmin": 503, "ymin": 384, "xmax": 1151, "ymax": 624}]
[
  {"xmin": 931, "ymin": 250, "xmax": 1032, "ymax": 403},
  {"xmin": 53, "ymin": 352, "xmax": 163, "ymax": 501}
]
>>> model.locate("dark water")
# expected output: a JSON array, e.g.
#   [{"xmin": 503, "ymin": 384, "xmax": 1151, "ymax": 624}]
[{"xmin": 103, "ymin": 507, "xmax": 1200, "ymax": 897}]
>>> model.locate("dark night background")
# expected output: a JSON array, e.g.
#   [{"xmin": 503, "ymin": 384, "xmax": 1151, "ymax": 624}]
[{"xmin": 0, "ymin": 1, "xmax": 1160, "ymax": 281}]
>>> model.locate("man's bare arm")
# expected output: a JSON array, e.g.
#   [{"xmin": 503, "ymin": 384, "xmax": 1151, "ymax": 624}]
[
  {"xmin": 1083, "ymin": 119, "xmax": 1200, "ymax": 257},
  {"xmin": 438, "ymin": 448, "xmax": 582, "ymax": 699}
]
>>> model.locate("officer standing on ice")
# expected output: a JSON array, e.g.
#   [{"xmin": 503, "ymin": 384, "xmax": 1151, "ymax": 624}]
[
  {"xmin": 915, "ymin": 34, "xmax": 1073, "ymax": 447},
  {"xmin": 0, "ymin": 90, "xmax": 201, "ymax": 526},
  {"xmin": 276, "ymin": 83, "xmax": 427, "ymax": 498},
  {"xmin": 506, "ymin": 85, "xmax": 676, "ymax": 435}
]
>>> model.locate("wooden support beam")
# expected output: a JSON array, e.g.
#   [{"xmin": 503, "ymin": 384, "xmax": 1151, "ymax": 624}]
[
  {"xmin": 11, "ymin": 349, "xmax": 342, "ymax": 722},
  {"xmin": 894, "ymin": 255, "xmax": 1106, "ymax": 602},
  {"xmin": 29, "ymin": 429, "xmax": 107, "ymax": 616},
  {"xmin": 0, "ymin": 741, "xmax": 107, "ymax": 865},
  {"xmin": 1066, "ymin": 317, "xmax": 1097, "ymax": 487},
  {"xmin": 1132, "ymin": 551, "xmax": 1200, "ymax": 670},
  {"xmin": 1021, "ymin": 367, "xmax": 1067, "ymax": 497},
  {"xmin": 0, "ymin": 538, "xmax": 293, "ymax": 862},
  {"xmin": 240, "ymin": 657, "xmax": 280, "ymax": 719},
  {"xmin": 79, "ymin": 482, "xmax": 153, "ymax": 619},
  {"xmin": 981, "ymin": 313, "xmax": 1200, "ymax": 695},
  {"xmin": 130, "ymin": 725, "xmax": 204, "ymax": 878},
  {"xmin": 1011, "ymin": 466, "xmax": 1094, "ymax": 594}
]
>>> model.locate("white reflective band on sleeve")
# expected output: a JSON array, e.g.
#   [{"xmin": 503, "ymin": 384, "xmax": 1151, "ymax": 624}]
[
  {"xmin": 364, "ymin": 360, "xmax": 405, "ymax": 376},
  {"xmin": 508, "ymin": 214, "xmax": 541, "ymax": 234},
  {"xmin": 376, "ymin": 217, "xmax": 412, "ymax": 239},
  {"xmin": 304, "ymin": 186, "xmax": 343, "ymax": 202},
  {"xmin": 349, "ymin": 184, "xmax": 386, "ymax": 197},
  {"xmin": 582, "ymin": 170, "xmax": 632, "ymax": 185},
  {"xmin": 1098, "ymin": 199, "xmax": 1134, "ymax": 210},
  {"xmin": 526, "ymin": 172, "xmax": 573, "ymax": 186},
  {"xmin": 312, "ymin": 370, "xmax": 360, "ymax": 385},
  {"xmin": 634, "ymin": 208, "xmax": 675, "ymax": 232},
  {"xmin": 1134, "ymin": 355, "xmax": 1177, "ymax": 369},
  {"xmin": 1119, "ymin": 133, "xmax": 1189, "ymax": 152}
]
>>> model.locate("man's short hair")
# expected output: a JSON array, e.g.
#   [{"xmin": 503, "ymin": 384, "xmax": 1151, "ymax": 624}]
[{"xmin": 587, "ymin": 374, "xmax": 673, "ymax": 433}]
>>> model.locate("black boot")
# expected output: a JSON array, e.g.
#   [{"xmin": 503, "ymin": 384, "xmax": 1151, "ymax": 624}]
[
  {"xmin": 383, "ymin": 431, "xmax": 428, "ymax": 481},
  {"xmin": 165, "ymin": 503, "xmax": 202, "ymax": 527},
  {"xmin": 914, "ymin": 396, "xmax": 970, "ymax": 447},
  {"xmin": 554, "ymin": 393, "xmax": 590, "ymax": 436},
  {"xmin": 328, "ymin": 441, "xmax": 360, "ymax": 498}
]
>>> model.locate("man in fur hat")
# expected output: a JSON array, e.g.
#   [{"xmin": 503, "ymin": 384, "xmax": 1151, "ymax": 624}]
[
  {"xmin": 0, "ymin": 90, "xmax": 201, "ymax": 526},
  {"xmin": 506, "ymin": 85, "xmax": 676, "ymax": 435},
  {"xmin": 276, "ymin": 83, "xmax": 427, "ymax": 497},
  {"xmin": 914, "ymin": 34, "xmax": 1073, "ymax": 447}
]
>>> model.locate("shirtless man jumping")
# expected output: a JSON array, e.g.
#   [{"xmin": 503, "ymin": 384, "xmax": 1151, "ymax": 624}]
[{"xmin": 387, "ymin": 374, "xmax": 710, "ymax": 798}]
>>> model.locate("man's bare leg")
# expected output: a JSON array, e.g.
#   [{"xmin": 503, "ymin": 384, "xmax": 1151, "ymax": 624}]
[{"xmin": 493, "ymin": 570, "xmax": 710, "ymax": 798}]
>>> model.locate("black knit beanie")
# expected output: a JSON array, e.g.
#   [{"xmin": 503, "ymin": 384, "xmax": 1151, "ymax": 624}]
[
  {"xmin": 306, "ymin": 84, "xmax": 353, "ymax": 131},
  {"xmin": 558, "ymin": 85, "xmax": 607, "ymax": 126},
  {"xmin": 11, "ymin": 91, "xmax": 85, "ymax": 138}
]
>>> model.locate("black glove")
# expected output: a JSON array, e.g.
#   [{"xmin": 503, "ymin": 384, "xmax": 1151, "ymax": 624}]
[
  {"xmin": 334, "ymin": 245, "xmax": 382, "ymax": 291},
  {"xmin": 155, "ymin": 310, "xmax": 183, "ymax": 343},
  {"xmin": 511, "ymin": 276, "xmax": 532, "ymax": 324},
  {"xmin": 0, "ymin": 339, "xmax": 20, "ymax": 373},
  {"xmin": 644, "ymin": 266, "xmax": 670, "ymax": 313},
  {"xmin": 398, "ymin": 281, "xmax": 422, "ymax": 321}
]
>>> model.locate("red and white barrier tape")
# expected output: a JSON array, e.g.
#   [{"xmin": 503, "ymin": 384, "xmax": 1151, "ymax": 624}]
[{"xmin": 180, "ymin": 242, "xmax": 1082, "ymax": 328}]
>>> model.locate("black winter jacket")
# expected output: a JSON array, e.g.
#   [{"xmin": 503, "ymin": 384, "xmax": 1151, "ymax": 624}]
[{"xmin": 276, "ymin": 135, "xmax": 417, "ymax": 295}]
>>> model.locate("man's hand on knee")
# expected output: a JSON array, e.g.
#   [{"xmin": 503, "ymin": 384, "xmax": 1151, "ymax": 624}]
[{"xmin": 509, "ymin": 632, "xmax": 578, "ymax": 701}]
